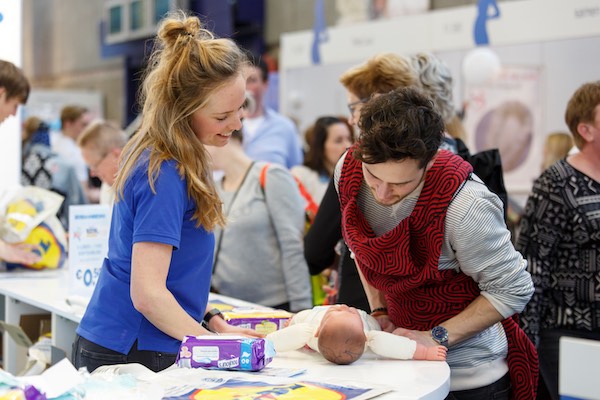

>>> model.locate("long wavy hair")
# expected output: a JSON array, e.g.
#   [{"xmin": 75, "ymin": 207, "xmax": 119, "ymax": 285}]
[
  {"xmin": 541, "ymin": 131, "xmax": 573, "ymax": 170},
  {"xmin": 113, "ymin": 12, "xmax": 247, "ymax": 231}
]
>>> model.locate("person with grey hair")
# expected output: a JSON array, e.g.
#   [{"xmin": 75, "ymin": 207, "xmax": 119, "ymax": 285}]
[
  {"xmin": 410, "ymin": 52, "xmax": 459, "ymax": 153},
  {"xmin": 410, "ymin": 52, "xmax": 455, "ymax": 124},
  {"xmin": 410, "ymin": 52, "xmax": 508, "ymax": 219}
]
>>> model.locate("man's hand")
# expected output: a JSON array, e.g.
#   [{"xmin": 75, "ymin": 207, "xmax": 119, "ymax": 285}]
[
  {"xmin": 0, "ymin": 240, "xmax": 41, "ymax": 265},
  {"xmin": 374, "ymin": 314, "xmax": 396, "ymax": 332},
  {"xmin": 393, "ymin": 327, "xmax": 438, "ymax": 347}
]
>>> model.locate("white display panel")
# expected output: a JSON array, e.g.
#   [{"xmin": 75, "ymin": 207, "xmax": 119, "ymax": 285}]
[{"xmin": 280, "ymin": 0, "xmax": 600, "ymax": 196}]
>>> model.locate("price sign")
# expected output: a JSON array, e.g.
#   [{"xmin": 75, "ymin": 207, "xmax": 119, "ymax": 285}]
[
  {"xmin": 74, "ymin": 266, "xmax": 101, "ymax": 287},
  {"xmin": 68, "ymin": 204, "xmax": 111, "ymax": 298}
]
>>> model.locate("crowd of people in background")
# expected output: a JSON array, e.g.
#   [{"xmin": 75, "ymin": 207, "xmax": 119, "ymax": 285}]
[{"xmin": 1, "ymin": 10, "xmax": 599, "ymax": 400}]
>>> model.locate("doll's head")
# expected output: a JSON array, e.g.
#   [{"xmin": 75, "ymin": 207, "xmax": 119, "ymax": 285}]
[{"xmin": 316, "ymin": 305, "xmax": 367, "ymax": 365}]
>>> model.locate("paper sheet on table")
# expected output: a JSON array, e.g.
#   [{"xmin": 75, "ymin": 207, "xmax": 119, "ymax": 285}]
[
  {"xmin": 93, "ymin": 364, "xmax": 392, "ymax": 400},
  {"xmin": 159, "ymin": 375, "xmax": 392, "ymax": 400}
]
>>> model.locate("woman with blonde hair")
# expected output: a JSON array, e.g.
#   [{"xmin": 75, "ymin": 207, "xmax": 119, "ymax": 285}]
[
  {"xmin": 541, "ymin": 131, "xmax": 573, "ymax": 171},
  {"xmin": 73, "ymin": 12, "xmax": 261, "ymax": 373}
]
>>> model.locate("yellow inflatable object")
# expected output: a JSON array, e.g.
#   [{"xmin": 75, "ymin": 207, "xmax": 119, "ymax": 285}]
[
  {"xmin": 22, "ymin": 222, "xmax": 66, "ymax": 269},
  {"xmin": 5, "ymin": 198, "xmax": 41, "ymax": 235},
  {"xmin": 2, "ymin": 187, "xmax": 67, "ymax": 270},
  {"xmin": 5, "ymin": 220, "xmax": 67, "ymax": 270}
]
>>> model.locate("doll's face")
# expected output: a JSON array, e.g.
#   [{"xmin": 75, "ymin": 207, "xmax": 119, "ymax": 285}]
[{"xmin": 316, "ymin": 305, "xmax": 367, "ymax": 365}]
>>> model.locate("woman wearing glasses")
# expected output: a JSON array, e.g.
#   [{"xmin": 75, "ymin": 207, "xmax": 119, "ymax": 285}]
[{"xmin": 304, "ymin": 53, "xmax": 417, "ymax": 312}]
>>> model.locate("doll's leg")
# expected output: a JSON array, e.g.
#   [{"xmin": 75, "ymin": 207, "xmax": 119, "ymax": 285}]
[{"xmin": 412, "ymin": 343, "xmax": 447, "ymax": 361}]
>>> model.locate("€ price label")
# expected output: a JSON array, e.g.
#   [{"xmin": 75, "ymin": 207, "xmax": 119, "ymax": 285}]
[
  {"xmin": 75, "ymin": 267, "xmax": 102, "ymax": 287},
  {"xmin": 68, "ymin": 204, "xmax": 111, "ymax": 299}
]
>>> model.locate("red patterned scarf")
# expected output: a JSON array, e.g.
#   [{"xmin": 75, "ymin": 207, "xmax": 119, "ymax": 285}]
[{"xmin": 339, "ymin": 145, "xmax": 538, "ymax": 399}]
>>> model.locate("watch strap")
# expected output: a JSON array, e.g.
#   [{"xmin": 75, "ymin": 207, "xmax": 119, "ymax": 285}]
[{"xmin": 203, "ymin": 308, "xmax": 224, "ymax": 326}]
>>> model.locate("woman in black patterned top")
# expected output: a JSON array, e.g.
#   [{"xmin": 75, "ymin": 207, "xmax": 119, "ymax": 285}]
[{"xmin": 517, "ymin": 81, "xmax": 600, "ymax": 400}]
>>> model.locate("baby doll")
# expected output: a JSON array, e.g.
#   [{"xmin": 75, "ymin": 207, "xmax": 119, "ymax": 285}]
[{"xmin": 267, "ymin": 305, "xmax": 447, "ymax": 365}]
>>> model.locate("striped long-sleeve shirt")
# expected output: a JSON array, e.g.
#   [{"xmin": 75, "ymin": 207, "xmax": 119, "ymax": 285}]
[{"xmin": 334, "ymin": 152, "xmax": 534, "ymax": 391}]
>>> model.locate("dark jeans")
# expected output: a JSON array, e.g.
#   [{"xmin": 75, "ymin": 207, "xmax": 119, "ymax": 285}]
[
  {"xmin": 445, "ymin": 373, "xmax": 511, "ymax": 400},
  {"xmin": 72, "ymin": 335, "xmax": 177, "ymax": 373}
]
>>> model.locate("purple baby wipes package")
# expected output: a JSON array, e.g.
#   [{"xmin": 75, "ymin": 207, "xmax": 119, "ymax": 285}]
[
  {"xmin": 176, "ymin": 335, "xmax": 275, "ymax": 371},
  {"xmin": 223, "ymin": 308, "xmax": 292, "ymax": 335}
]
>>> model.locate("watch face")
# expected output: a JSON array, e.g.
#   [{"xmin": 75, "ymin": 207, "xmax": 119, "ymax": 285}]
[{"xmin": 431, "ymin": 326, "xmax": 448, "ymax": 343}]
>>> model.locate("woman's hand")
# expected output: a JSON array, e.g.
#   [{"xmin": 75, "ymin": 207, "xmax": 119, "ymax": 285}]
[
  {"xmin": 0, "ymin": 240, "xmax": 41, "ymax": 265},
  {"xmin": 217, "ymin": 323, "xmax": 265, "ymax": 338}
]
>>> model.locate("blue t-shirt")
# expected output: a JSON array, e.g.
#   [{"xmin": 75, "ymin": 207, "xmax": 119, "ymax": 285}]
[{"xmin": 77, "ymin": 155, "xmax": 214, "ymax": 354}]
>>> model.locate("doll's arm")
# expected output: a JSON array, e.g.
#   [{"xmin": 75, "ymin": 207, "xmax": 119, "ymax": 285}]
[
  {"xmin": 266, "ymin": 323, "xmax": 314, "ymax": 352},
  {"xmin": 367, "ymin": 330, "xmax": 447, "ymax": 361}
]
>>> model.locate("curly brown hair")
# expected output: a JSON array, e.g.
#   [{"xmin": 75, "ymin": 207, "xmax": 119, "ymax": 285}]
[{"xmin": 354, "ymin": 87, "xmax": 443, "ymax": 168}]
